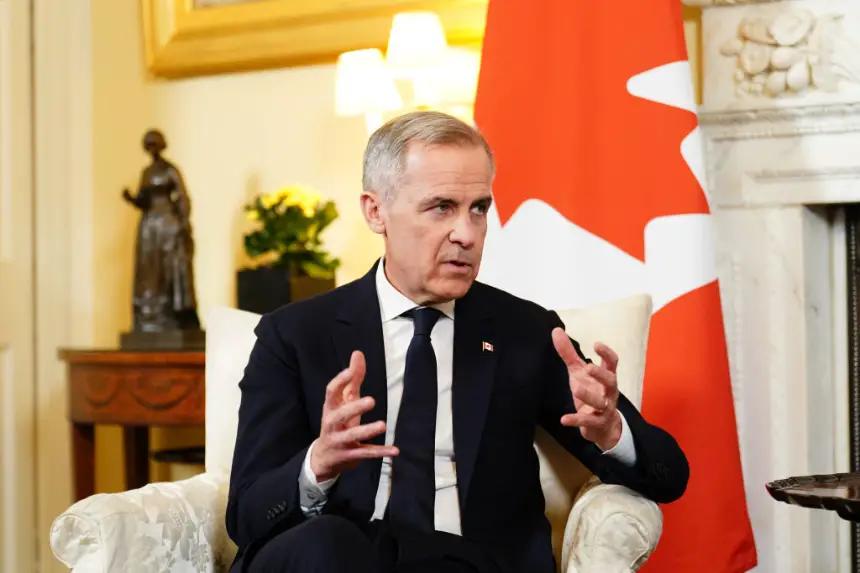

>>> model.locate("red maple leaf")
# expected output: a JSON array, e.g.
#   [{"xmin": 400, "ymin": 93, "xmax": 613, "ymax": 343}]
[{"xmin": 475, "ymin": 0, "xmax": 708, "ymax": 262}]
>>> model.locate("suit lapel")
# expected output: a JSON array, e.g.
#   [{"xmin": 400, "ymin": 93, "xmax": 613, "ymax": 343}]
[
  {"xmin": 452, "ymin": 284, "xmax": 497, "ymax": 511},
  {"xmin": 331, "ymin": 262, "xmax": 388, "ymax": 501}
]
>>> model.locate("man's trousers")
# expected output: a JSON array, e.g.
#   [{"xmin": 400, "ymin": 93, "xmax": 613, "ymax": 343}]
[{"xmin": 244, "ymin": 515, "xmax": 504, "ymax": 573}]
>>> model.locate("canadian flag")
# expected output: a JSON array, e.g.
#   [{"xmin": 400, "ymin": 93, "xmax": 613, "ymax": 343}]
[{"xmin": 474, "ymin": 1, "xmax": 757, "ymax": 571}]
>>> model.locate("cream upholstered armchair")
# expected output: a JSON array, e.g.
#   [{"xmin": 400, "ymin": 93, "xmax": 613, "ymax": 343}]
[{"xmin": 50, "ymin": 295, "xmax": 661, "ymax": 572}]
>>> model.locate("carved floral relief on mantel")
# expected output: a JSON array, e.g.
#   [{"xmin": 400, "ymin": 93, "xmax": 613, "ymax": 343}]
[
  {"xmin": 714, "ymin": 7, "xmax": 860, "ymax": 99},
  {"xmin": 709, "ymin": 2, "xmax": 860, "ymax": 101}
]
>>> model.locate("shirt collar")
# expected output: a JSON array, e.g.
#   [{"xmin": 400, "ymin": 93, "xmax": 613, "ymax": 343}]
[{"xmin": 375, "ymin": 258, "xmax": 455, "ymax": 322}]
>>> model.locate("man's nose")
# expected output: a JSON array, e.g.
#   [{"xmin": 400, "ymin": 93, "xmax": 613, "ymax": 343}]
[{"xmin": 449, "ymin": 213, "xmax": 477, "ymax": 249}]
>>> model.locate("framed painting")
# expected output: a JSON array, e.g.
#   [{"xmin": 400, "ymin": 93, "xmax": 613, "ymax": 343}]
[{"xmin": 142, "ymin": 0, "xmax": 488, "ymax": 78}]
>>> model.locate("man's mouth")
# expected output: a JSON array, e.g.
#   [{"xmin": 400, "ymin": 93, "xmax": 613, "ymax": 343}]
[{"xmin": 441, "ymin": 260, "xmax": 473, "ymax": 275}]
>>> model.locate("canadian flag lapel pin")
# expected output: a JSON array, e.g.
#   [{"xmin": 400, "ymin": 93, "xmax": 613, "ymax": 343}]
[{"xmin": 482, "ymin": 341, "xmax": 494, "ymax": 352}]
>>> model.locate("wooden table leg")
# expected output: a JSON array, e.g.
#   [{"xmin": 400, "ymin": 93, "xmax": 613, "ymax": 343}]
[
  {"xmin": 123, "ymin": 426, "xmax": 150, "ymax": 490},
  {"xmin": 72, "ymin": 422, "xmax": 95, "ymax": 501}
]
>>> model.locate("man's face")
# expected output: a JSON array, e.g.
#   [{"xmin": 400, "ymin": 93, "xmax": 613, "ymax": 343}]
[{"xmin": 362, "ymin": 143, "xmax": 494, "ymax": 304}]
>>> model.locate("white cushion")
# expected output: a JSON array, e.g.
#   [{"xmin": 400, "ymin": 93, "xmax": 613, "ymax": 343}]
[
  {"xmin": 204, "ymin": 307, "xmax": 261, "ymax": 476},
  {"xmin": 555, "ymin": 293, "xmax": 652, "ymax": 409}
]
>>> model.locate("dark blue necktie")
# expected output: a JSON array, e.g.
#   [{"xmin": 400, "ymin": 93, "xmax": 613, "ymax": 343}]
[{"xmin": 388, "ymin": 307, "xmax": 442, "ymax": 533}]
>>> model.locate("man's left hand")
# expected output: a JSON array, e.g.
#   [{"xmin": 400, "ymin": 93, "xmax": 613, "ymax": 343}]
[{"xmin": 551, "ymin": 327, "xmax": 622, "ymax": 451}]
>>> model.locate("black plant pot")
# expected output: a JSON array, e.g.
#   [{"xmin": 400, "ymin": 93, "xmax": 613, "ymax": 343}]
[{"xmin": 236, "ymin": 267, "xmax": 335, "ymax": 314}]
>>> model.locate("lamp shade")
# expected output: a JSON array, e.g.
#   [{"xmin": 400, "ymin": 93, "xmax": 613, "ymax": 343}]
[
  {"xmin": 335, "ymin": 49, "xmax": 403, "ymax": 117},
  {"xmin": 412, "ymin": 47, "xmax": 481, "ymax": 108},
  {"xmin": 386, "ymin": 11, "xmax": 448, "ymax": 73}
]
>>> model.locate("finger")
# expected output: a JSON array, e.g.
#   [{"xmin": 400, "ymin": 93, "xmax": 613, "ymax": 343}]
[
  {"xmin": 333, "ymin": 420, "xmax": 386, "ymax": 445},
  {"xmin": 560, "ymin": 412, "xmax": 604, "ymax": 428},
  {"xmin": 326, "ymin": 396, "xmax": 375, "ymax": 430},
  {"xmin": 552, "ymin": 328, "xmax": 586, "ymax": 370},
  {"xmin": 341, "ymin": 444, "xmax": 400, "ymax": 461},
  {"xmin": 585, "ymin": 363, "xmax": 618, "ymax": 391},
  {"xmin": 561, "ymin": 407, "xmax": 610, "ymax": 426},
  {"xmin": 324, "ymin": 367, "xmax": 355, "ymax": 409},
  {"xmin": 343, "ymin": 351, "xmax": 366, "ymax": 402},
  {"xmin": 594, "ymin": 342, "xmax": 619, "ymax": 374},
  {"xmin": 571, "ymin": 376, "xmax": 609, "ymax": 411}
]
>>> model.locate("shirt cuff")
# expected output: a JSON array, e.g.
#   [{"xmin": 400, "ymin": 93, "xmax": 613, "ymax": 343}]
[
  {"xmin": 599, "ymin": 411, "xmax": 637, "ymax": 467},
  {"xmin": 298, "ymin": 440, "xmax": 339, "ymax": 515}
]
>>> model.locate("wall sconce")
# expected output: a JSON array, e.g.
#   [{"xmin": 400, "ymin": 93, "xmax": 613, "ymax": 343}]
[
  {"xmin": 334, "ymin": 11, "xmax": 481, "ymax": 132},
  {"xmin": 334, "ymin": 48, "xmax": 403, "ymax": 133},
  {"xmin": 412, "ymin": 47, "xmax": 480, "ymax": 121},
  {"xmin": 386, "ymin": 11, "xmax": 448, "ymax": 74}
]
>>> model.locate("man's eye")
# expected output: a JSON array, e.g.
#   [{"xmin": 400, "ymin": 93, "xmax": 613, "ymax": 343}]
[
  {"xmin": 472, "ymin": 203, "xmax": 489, "ymax": 215},
  {"xmin": 435, "ymin": 203, "xmax": 452, "ymax": 213}
]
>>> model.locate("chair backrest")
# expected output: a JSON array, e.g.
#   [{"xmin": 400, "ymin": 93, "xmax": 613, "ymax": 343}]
[
  {"xmin": 554, "ymin": 293, "xmax": 652, "ymax": 410},
  {"xmin": 204, "ymin": 307, "xmax": 262, "ymax": 476},
  {"xmin": 538, "ymin": 293, "xmax": 653, "ymax": 558}
]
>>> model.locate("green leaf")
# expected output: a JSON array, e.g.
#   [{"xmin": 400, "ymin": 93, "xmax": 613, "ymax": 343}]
[{"xmin": 242, "ymin": 191, "xmax": 340, "ymax": 269}]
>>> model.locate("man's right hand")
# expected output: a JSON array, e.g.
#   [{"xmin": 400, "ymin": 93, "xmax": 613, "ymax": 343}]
[{"xmin": 310, "ymin": 350, "xmax": 398, "ymax": 482}]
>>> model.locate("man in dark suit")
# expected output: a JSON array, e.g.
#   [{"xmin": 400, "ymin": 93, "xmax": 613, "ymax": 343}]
[{"xmin": 226, "ymin": 111, "xmax": 688, "ymax": 573}]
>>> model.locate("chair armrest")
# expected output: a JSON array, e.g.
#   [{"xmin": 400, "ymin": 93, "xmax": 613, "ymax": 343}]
[
  {"xmin": 561, "ymin": 480, "xmax": 663, "ymax": 573},
  {"xmin": 50, "ymin": 472, "xmax": 237, "ymax": 572}
]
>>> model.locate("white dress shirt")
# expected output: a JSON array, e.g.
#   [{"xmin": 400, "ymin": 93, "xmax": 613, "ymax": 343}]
[{"xmin": 298, "ymin": 259, "xmax": 637, "ymax": 534}]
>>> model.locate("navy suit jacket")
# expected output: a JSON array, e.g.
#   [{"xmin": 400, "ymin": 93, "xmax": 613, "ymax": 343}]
[{"xmin": 226, "ymin": 262, "xmax": 689, "ymax": 572}]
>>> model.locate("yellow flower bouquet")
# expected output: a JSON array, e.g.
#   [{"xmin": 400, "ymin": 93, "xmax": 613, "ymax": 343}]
[{"xmin": 243, "ymin": 185, "xmax": 340, "ymax": 279}]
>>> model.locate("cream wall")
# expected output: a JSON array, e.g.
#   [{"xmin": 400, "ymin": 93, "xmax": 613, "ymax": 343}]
[
  {"xmin": 91, "ymin": 0, "xmax": 382, "ymax": 491},
  {"xmin": 88, "ymin": 0, "xmax": 702, "ymax": 491},
  {"xmin": 93, "ymin": 0, "xmax": 382, "ymax": 343}
]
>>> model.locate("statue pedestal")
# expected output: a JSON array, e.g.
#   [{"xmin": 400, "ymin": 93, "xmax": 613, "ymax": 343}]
[{"xmin": 119, "ymin": 329, "xmax": 205, "ymax": 351}]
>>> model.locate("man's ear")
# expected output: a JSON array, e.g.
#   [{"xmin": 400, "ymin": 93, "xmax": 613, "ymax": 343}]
[{"xmin": 360, "ymin": 191, "xmax": 386, "ymax": 235}]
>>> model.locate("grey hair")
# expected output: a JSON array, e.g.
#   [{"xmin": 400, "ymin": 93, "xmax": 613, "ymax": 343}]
[{"xmin": 362, "ymin": 111, "xmax": 495, "ymax": 200}]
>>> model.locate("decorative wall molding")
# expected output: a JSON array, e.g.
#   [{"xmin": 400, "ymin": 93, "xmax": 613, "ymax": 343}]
[
  {"xmin": 33, "ymin": 0, "xmax": 94, "ymax": 571},
  {"xmin": 700, "ymin": 101, "xmax": 860, "ymax": 124},
  {"xmin": 738, "ymin": 166, "xmax": 860, "ymax": 208},
  {"xmin": 749, "ymin": 165, "xmax": 860, "ymax": 184},
  {"xmin": 0, "ymin": 0, "xmax": 37, "ymax": 570},
  {"xmin": 703, "ymin": 120, "xmax": 860, "ymax": 142},
  {"xmin": 0, "ymin": 0, "xmax": 9, "ymax": 263},
  {"xmin": 699, "ymin": 102, "xmax": 860, "ymax": 141}
]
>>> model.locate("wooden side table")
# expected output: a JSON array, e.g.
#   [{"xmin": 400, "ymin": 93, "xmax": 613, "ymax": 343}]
[{"xmin": 59, "ymin": 349, "xmax": 205, "ymax": 501}]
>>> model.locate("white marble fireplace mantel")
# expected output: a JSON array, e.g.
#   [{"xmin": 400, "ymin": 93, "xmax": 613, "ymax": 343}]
[{"xmin": 695, "ymin": 1, "xmax": 860, "ymax": 571}]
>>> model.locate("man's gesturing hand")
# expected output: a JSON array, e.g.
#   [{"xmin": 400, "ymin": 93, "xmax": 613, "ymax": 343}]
[
  {"xmin": 310, "ymin": 351, "xmax": 399, "ymax": 482},
  {"xmin": 551, "ymin": 328, "xmax": 623, "ymax": 451}
]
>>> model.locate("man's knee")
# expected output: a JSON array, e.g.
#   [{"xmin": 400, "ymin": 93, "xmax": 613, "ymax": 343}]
[
  {"xmin": 303, "ymin": 515, "xmax": 371, "ymax": 555},
  {"xmin": 250, "ymin": 515, "xmax": 373, "ymax": 572}
]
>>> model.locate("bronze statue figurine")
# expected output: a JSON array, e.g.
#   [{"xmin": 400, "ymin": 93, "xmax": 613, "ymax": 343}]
[{"xmin": 121, "ymin": 129, "xmax": 202, "ymax": 349}]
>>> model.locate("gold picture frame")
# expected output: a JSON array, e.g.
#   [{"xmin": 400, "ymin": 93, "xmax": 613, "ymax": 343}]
[{"xmin": 142, "ymin": 0, "xmax": 488, "ymax": 79}]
